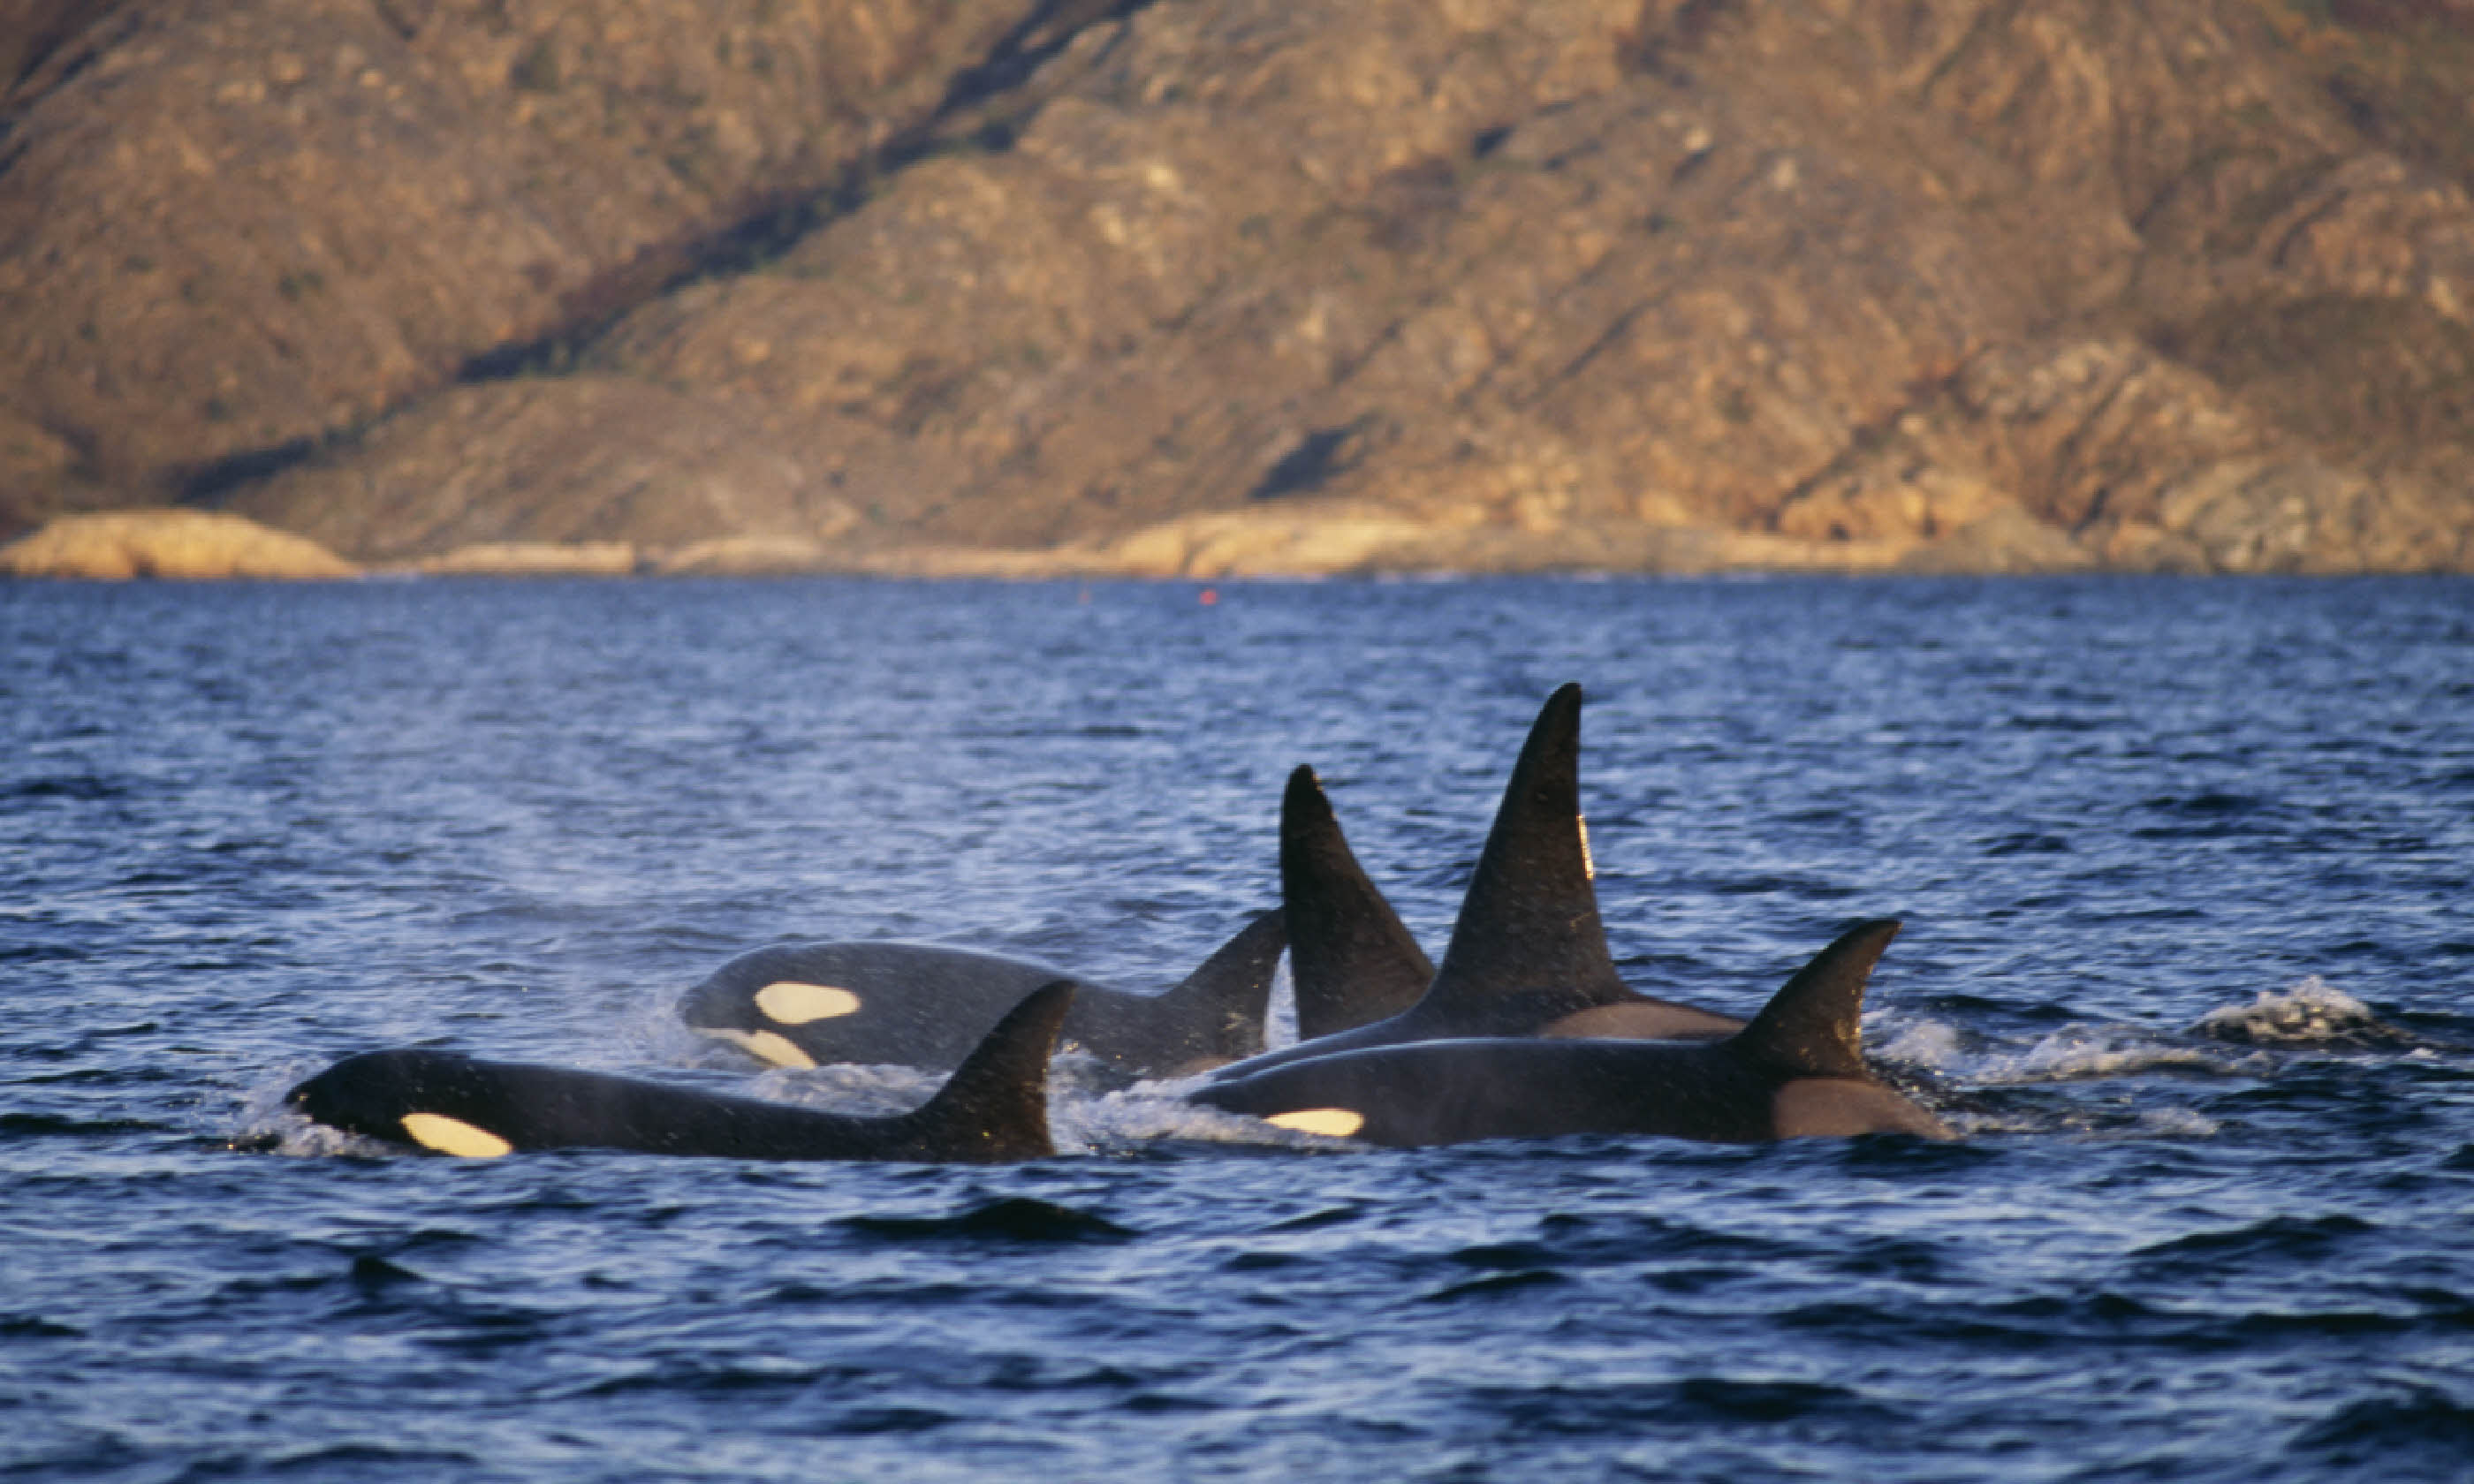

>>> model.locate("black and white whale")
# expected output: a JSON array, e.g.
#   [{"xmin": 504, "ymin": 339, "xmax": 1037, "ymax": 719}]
[
  {"xmin": 1218, "ymin": 684, "xmax": 1742, "ymax": 1080},
  {"xmin": 1191, "ymin": 920, "xmax": 1952, "ymax": 1147},
  {"xmin": 678, "ymin": 911, "xmax": 1286, "ymax": 1079},
  {"xmin": 291, "ymin": 982, "xmax": 1074, "ymax": 1162}
]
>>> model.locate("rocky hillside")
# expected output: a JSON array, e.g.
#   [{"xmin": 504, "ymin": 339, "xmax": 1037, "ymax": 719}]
[{"xmin": 7, "ymin": 0, "xmax": 2474, "ymax": 574}]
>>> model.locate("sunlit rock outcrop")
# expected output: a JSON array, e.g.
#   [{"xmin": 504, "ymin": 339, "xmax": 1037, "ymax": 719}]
[{"xmin": 0, "ymin": 508, "xmax": 359, "ymax": 579}]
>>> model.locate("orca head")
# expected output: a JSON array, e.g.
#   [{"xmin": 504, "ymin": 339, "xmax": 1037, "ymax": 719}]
[
  {"xmin": 678, "ymin": 948, "xmax": 869, "ymax": 1069},
  {"xmin": 286, "ymin": 1049, "xmax": 421, "ymax": 1133},
  {"xmin": 288, "ymin": 1049, "xmax": 519, "ymax": 1156}
]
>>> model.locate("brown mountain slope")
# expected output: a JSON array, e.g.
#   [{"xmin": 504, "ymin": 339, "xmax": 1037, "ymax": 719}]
[
  {"xmin": 0, "ymin": 0, "xmax": 1040, "ymax": 519},
  {"xmin": 8, "ymin": 0, "xmax": 2474, "ymax": 572}
]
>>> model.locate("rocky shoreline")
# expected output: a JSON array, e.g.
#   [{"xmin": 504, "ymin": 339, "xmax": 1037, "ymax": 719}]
[
  {"xmin": 0, "ymin": 498, "xmax": 2211, "ymax": 580},
  {"xmin": 7, "ymin": 2, "xmax": 2474, "ymax": 577}
]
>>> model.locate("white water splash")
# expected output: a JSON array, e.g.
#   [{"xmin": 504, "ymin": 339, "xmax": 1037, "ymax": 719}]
[
  {"xmin": 2190, "ymin": 976, "xmax": 2402, "ymax": 1046},
  {"xmin": 748, "ymin": 1059, "xmax": 946, "ymax": 1116},
  {"xmin": 1052, "ymin": 1073, "xmax": 1354, "ymax": 1155},
  {"xmin": 272, "ymin": 1117, "xmax": 402, "ymax": 1158},
  {"xmin": 1999, "ymin": 1024, "xmax": 2265, "ymax": 1083},
  {"xmin": 1874, "ymin": 1017, "xmax": 2270, "ymax": 1085},
  {"xmin": 2130, "ymin": 1106, "xmax": 2222, "ymax": 1138},
  {"xmin": 241, "ymin": 1095, "xmax": 404, "ymax": 1159},
  {"xmin": 1872, "ymin": 1018, "xmax": 1963, "ymax": 1069},
  {"xmin": 1939, "ymin": 1101, "xmax": 2225, "ymax": 1141},
  {"xmin": 229, "ymin": 1058, "xmax": 397, "ymax": 1157}
]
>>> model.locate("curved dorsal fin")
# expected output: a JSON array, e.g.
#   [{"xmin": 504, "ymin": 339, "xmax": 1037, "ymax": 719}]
[
  {"xmin": 1423, "ymin": 684, "xmax": 1628, "ymax": 1014},
  {"xmin": 1281, "ymin": 766, "xmax": 1434, "ymax": 1039},
  {"xmin": 1729, "ymin": 920, "xmax": 1901, "ymax": 1079},
  {"xmin": 903, "ymin": 980, "xmax": 1074, "ymax": 1161},
  {"xmin": 1152, "ymin": 909, "xmax": 1288, "ymax": 1059}
]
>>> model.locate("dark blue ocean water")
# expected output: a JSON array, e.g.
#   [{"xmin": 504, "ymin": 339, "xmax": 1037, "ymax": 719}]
[{"xmin": 4, "ymin": 575, "xmax": 2472, "ymax": 1482}]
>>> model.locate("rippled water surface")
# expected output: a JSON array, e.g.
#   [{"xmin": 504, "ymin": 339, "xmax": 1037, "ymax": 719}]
[{"xmin": 5, "ymin": 575, "xmax": 2473, "ymax": 1481}]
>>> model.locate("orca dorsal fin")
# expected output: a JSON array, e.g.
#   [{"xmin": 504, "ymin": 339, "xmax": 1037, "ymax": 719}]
[
  {"xmin": 1423, "ymin": 684, "xmax": 1629, "ymax": 1015},
  {"xmin": 1282, "ymin": 766, "xmax": 1434, "ymax": 1039},
  {"xmin": 902, "ymin": 980, "xmax": 1074, "ymax": 1161},
  {"xmin": 1729, "ymin": 920, "xmax": 1901, "ymax": 1079},
  {"xmin": 1152, "ymin": 909, "xmax": 1288, "ymax": 1060}
]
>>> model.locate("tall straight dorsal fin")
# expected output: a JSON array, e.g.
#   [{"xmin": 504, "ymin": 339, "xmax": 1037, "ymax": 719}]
[
  {"xmin": 1423, "ymin": 684, "xmax": 1629, "ymax": 1013},
  {"xmin": 1282, "ymin": 766, "xmax": 1433, "ymax": 1039},
  {"xmin": 1153, "ymin": 909, "xmax": 1288, "ymax": 1060},
  {"xmin": 1729, "ymin": 920, "xmax": 1901, "ymax": 1079},
  {"xmin": 902, "ymin": 980, "xmax": 1073, "ymax": 1161}
]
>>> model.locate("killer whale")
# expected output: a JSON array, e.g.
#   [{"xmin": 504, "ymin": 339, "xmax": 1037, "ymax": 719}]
[
  {"xmin": 678, "ymin": 911, "xmax": 1285, "ymax": 1080},
  {"xmin": 1279, "ymin": 763, "xmax": 1433, "ymax": 1041},
  {"xmin": 1191, "ymin": 920, "xmax": 1951, "ymax": 1147},
  {"xmin": 1222, "ymin": 684, "xmax": 1742, "ymax": 1080},
  {"xmin": 291, "ymin": 982, "xmax": 1074, "ymax": 1162}
]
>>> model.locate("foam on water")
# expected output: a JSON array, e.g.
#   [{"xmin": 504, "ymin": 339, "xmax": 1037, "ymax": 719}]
[
  {"xmin": 255, "ymin": 1106, "xmax": 403, "ymax": 1159},
  {"xmin": 1055, "ymin": 1086, "xmax": 1240, "ymax": 1154},
  {"xmin": 1870, "ymin": 1018, "xmax": 1965, "ymax": 1069},
  {"xmin": 1877, "ymin": 1017, "xmax": 2271, "ymax": 1085},
  {"xmin": 1875, "ymin": 974, "xmax": 2431, "ymax": 1094},
  {"xmin": 2190, "ymin": 974, "xmax": 2409, "ymax": 1046},
  {"xmin": 746, "ymin": 1058, "xmax": 947, "ymax": 1116},
  {"xmin": 627, "ymin": 988, "xmax": 748, "ymax": 1070},
  {"xmin": 2130, "ymin": 1106, "xmax": 2223, "ymax": 1138},
  {"xmin": 1055, "ymin": 1074, "xmax": 1340, "ymax": 1154},
  {"xmin": 227, "ymin": 1058, "xmax": 385, "ymax": 1156}
]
